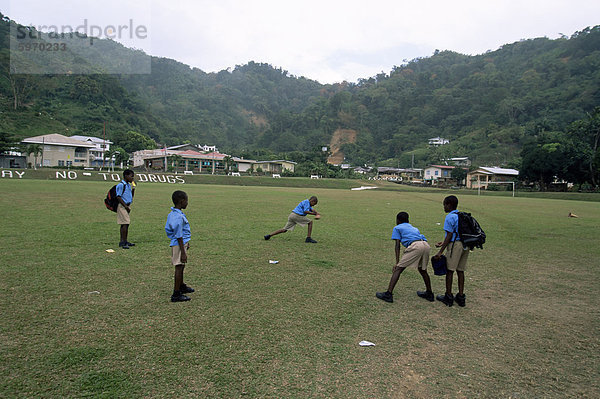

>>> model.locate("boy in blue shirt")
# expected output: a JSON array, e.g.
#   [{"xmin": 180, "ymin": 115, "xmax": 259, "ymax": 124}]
[
  {"xmin": 264, "ymin": 196, "xmax": 320, "ymax": 243},
  {"xmin": 165, "ymin": 190, "xmax": 194, "ymax": 302},
  {"xmin": 433, "ymin": 195, "xmax": 469, "ymax": 307},
  {"xmin": 376, "ymin": 212, "xmax": 434, "ymax": 303},
  {"xmin": 116, "ymin": 169, "xmax": 135, "ymax": 249}
]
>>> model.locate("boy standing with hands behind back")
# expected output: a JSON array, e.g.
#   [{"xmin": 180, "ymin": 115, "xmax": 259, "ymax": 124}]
[
  {"xmin": 165, "ymin": 190, "xmax": 195, "ymax": 302},
  {"xmin": 116, "ymin": 169, "xmax": 135, "ymax": 249}
]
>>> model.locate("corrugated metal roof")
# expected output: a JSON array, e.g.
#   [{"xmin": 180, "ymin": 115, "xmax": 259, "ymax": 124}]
[
  {"xmin": 479, "ymin": 167, "xmax": 519, "ymax": 175},
  {"xmin": 22, "ymin": 134, "xmax": 95, "ymax": 148},
  {"xmin": 70, "ymin": 135, "xmax": 112, "ymax": 145},
  {"xmin": 427, "ymin": 165, "xmax": 456, "ymax": 170}
]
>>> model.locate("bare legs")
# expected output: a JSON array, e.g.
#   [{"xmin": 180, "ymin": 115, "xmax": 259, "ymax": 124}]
[
  {"xmin": 444, "ymin": 270, "xmax": 464, "ymax": 296},
  {"xmin": 268, "ymin": 221, "xmax": 313, "ymax": 239},
  {"xmin": 387, "ymin": 266, "xmax": 432, "ymax": 294},
  {"xmin": 174, "ymin": 264, "xmax": 184, "ymax": 292},
  {"xmin": 120, "ymin": 224, "xmax": 129, "ymax": 243}
]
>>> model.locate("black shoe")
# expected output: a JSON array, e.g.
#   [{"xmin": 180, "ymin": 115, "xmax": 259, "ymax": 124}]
[
  {"xmin": 376, "ymin": 291, "xmax": 394, "ymax": 303},
  {"xmin": 126, "ymin": 241, "xmax": 135, "ymax": 247},
  {"xmin": 119, "ymin": 241, "xmax": 130, "ymax": 249},
  {"xmin": 417, "ymin": 290, "xmax": 434, "ymax": 302},
  {"xmin": 436, "ymin": 293, "xmax": 454, "ymax": 307},
  {"xmin": 171, "ymin": 293, "xmax": 191, "ymax": 302},
  {"xmin": 305, "ymin": 237, "xmax": 318, "ymax": 243},
  {"xmin": 455, "ymin": 293, "xmax": 466, "ymax": 307},
  {"xmin": 264, "ymin": 234, "xmax": 271, "ymax": 241},
  {"xmin": 180, "ymin": 284, "xmax": 195, "ymax": 294}
]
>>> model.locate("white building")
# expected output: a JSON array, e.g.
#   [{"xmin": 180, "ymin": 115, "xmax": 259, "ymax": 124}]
[
  {"xmin": 199, "ymin": 145, "xmax": 218, "ymax": 152},
  {"xmin": 428, "ymin": 137, "xmax": 450, "ymax": 146},
  {"xmin": 448, "ymin": 157, "xmax": 471, "ymax": 166},
  {"xmin": 70, "ymin": 135, "xmax": 114, "ymax": 167},
  {"xmin": 424, "ymin": 165, "xmax": 457, "ymax": 183}
]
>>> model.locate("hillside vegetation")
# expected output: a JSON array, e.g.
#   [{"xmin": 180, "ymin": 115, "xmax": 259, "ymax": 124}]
[{"xmin": 1, "ymin": 12, "xmax": 599, "ymax": 170}]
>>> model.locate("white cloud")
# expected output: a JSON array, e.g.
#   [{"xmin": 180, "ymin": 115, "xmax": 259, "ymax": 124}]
[{"xmin": 2, "ymin": 0, "xmax": 599, "ymax": 83}]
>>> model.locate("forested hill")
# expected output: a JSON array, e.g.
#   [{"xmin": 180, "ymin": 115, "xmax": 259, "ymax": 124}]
[
  {"xmin": 342, "ymin": 28, "xmax": 600, "ymax": 167},
  {"xmin": 1, "ymin": 11, "xmax": 599, "ymax": 167}
]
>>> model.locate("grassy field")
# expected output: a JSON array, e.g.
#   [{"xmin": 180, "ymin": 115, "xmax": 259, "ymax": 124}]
[{"xmin": 1, "ymin": 179, "xmax": 599, "ymax": 398}]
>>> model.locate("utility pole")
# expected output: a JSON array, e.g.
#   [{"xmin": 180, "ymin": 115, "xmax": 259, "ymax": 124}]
[
  {"xmin": 164, "ymin": 145, "xmax": 167, "ymax": 172},
  {"xmin": 102, "ymin": 121, "xmax": 106, "ymax": 170}
]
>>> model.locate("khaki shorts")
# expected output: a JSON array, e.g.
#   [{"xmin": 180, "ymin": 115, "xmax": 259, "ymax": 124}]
[
  {"xmin": 283, "ymin": 212, "xmax": 311, "ymax": 231},
  {"xmin": 397, "ymin": 240, "xmax": 431, "ymax": 270},
  {"xmin": 117, "ymin": 203, "xmax": 131, "ymax": 225},
  {"xmin": 171, "ymin": 242, "xmax": 190, "ymax": 266},
  {"xmin": 446, "ymin": 241, "xmax": 469, "ymax": 271}
]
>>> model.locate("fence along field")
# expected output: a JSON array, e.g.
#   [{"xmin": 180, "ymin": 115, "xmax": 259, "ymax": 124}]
[{"xmin": 0, "ymin": 178, "xmax": 598, "ymax": 398}]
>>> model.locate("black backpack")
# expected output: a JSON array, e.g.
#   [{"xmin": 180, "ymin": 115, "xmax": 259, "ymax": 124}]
[
  {"xmin": 104, "ymin": 184, "xmax": 120, "ymax": 212},
  {"xmin": 457, "ymin": 212, "xmax": 486, "ymax": 250}
]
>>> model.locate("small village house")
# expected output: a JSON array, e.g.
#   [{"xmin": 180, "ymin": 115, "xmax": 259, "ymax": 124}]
[
  {"xmin": 423, "ymin": 165, "xmax": 456, "ymax": 184},
  {"xmin": 254, "ymin": 160, "xmax": 296, "ymax": 174},
  {"xmin": 377, "ymin": 167, "xmax": 423, "ymax": 181},
  {"xmin": 428, "ymin": 137, "xmax": 449, "ymax": 146},
  {"xmin": 467, "ymin": 167, "xmax": 519, "ymax": 189},
  {"xmin": 0, "ymin": 152, "xmax": 26, "ymax": 168}
]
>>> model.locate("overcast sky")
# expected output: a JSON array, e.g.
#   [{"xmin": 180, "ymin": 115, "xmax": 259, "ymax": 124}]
[{"xmin": 3, "ymin": 0, "xmax": 599, "ymax": 83}]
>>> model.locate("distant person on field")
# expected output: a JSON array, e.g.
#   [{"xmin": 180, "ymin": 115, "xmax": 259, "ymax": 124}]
[
  {"xmin": 376, "ymin": 212, "xmax": 434, "ymax": 303},
  {"xmin": 264, "ymin": 196, "xmax": 320, "ymax": 243},
  {"xmin": 433, "ymin": 195, "xmax": 469, "ymax": 307},
  {"xmin": 165, "ymin": 190, "xmax": 195, "ymax": 302},
  {"xmin": 116, "ymin": 169, "xmax": 135, "ymax": 249}
]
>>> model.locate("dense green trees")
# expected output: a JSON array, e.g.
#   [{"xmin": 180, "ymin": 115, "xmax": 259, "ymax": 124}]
[
  {"xmin": 567, "ymin": 107, "xmax": 600, "ymax": 186},
  {"xmin": 520, "ymin": 108, "xmax": 600, "ymax": 189},
  {"xmin": 0, "ymin": 131, "xmax": 17, "ymax": 153},
  {"xmin": 520, "ymin": 132, "xmax": 574, "ymax": 190}
]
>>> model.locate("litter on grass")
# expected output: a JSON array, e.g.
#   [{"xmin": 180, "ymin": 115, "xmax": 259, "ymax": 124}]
[
  {"xmin": 269, "ymin": 260, "xmax": 279, "ymax": 264},
  {"xmin": 88, "ymin": 291, "xmax": 100, "ymax": 295},
  {"xmin": 105, "ymin": 249, "xmax": 115, "ymax": 253},
  {"xmin": 359, "ymin": 340, "xmax": 376, "ymax": 346}
]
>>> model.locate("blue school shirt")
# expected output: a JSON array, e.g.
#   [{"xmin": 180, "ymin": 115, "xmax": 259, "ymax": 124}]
[
  {"xmin": 165, "ymin": 207, "xmax": 191, "ymax": 247},
  {"xmin": 391, "ymin": 223, "xmax": 427, "ymax": 248},
  {"xmin": 443, "ymin": 210, "xmax": 460, "ymax": 242},
  {"xmin": 115, "ymin": 180, "xmax": 133, "ymax": 205},
  {"xmin": 292, "ymin": 199, "xmax": 313, "ymax": 216}
]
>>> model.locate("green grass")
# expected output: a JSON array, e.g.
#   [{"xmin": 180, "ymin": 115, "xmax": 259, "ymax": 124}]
[
  {"xmin": 11, "ymin": 168, "xmax": 600, "ymax": 201},
  {"xmin": 1, "ymin": 180, "xmax": 599, "ymax": 398}
]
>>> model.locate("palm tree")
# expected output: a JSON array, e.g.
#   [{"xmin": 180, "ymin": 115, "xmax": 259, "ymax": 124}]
[
  {"xmin": 26, "ymin": 144, "xmax": 42, "ymax": 169},
  {"xmin": 103, "ymin": 149, "xmax": 117, "ymax": 171},
  {"xmin": 223, "ymin": 155, "xmax": 233, "ymax": 174},
  {"xmin": 169, "ymin": 154, "xmax": 183, "ymax": 173},
  {"xmin": 114, "ymin": 149, "xmax": 129, "ymax": 169}
]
